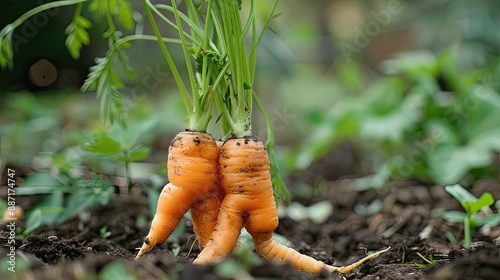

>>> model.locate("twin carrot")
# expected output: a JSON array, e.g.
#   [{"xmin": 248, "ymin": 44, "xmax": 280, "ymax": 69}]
[{"xmin": 192, "ymin": 136, "xmax": 390, "ymax": 273}]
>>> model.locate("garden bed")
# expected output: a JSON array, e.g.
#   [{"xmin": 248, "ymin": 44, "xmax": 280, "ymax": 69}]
[{"xmin": 2, "ymin": 169, "xmax": 499, "ymax": 279}]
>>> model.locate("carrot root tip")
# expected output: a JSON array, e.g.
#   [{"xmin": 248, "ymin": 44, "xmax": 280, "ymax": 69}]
[{"xmin": 328, "ymin": 247, "xmax": 391, "ymax": 274}]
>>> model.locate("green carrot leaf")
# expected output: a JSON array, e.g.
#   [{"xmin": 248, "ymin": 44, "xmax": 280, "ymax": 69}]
[
  {"xmin": 0, "ymin": 32, "xmax": 14, "ymax": 70},
  {"xmin": 88, "ymin": 0, "xmax": 107, "ymax": 16},
  {"xmin": 82, "ymin": 57, "xmax": 108, "ymax": 91},
  {"xmin": 65, "ymin": 14, "xmax": 92, "ymax": 59},
  {"xmin": 116, "ymin": 46, "xmax": 136, "ymax": 79},
  {"xmin": 115, "ymin": 0, "xmax": 135, "ymax": 30}
]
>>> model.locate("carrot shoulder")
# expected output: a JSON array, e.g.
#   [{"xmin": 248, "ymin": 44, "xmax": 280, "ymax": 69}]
[
  {"xmin": 194, "ymin": 136, "xmax": 389, "ymax": 274},
  {"xmin": 136, "ymin": 131, "xmax": 219, "ymax": 258}
]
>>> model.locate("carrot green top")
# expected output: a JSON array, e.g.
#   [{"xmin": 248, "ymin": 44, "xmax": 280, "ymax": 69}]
[
  {"xmin": 142, "ymin": 0, "xmax": 288, "ymax": 201},
  {"xmin": 213, "ymin": 0, "xmax": 280, "ymax": 140},
  {"xmin": 142, "ymin": 0, "xmax": 226, "ymax": 132}
]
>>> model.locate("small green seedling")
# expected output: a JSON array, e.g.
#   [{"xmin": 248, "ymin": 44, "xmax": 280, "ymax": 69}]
[
  {"xmin": 443, "ymin": 184, "xmax": 497, "ymax": 248},
  {"xmin": 99, "ymin": 226, "xmax": 112, "ymax": 239},
  {"xmin": 415, "ymin": 252, "xmax": 436, "ymax": 269}
]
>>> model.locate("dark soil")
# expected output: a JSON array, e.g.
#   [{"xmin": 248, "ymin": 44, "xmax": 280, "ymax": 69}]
[{"xmin": 1, "ymin": 164, "xmax": 500, "ymax": 279}]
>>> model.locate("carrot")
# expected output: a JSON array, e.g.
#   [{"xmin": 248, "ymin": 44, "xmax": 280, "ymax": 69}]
[
  {"xmin": 136, "ymin": 131, "xmax": 220, "ymax": 258},
  {"xmin": 138, "ymin": 0, "xmax": 389, "ymax": 273},
  {"xmin": 193, "ymin": 136, "xmax": 389, "ymax": 273},
  {"xmin": 189, "ymin": 141, "xmax": 225, "ymax": 247}
]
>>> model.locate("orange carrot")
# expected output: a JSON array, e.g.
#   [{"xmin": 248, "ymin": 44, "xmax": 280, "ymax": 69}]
[
  {"xmin": 189, "ymin": 188, "xmax": 223, "ymax": 247},
  {"xmin": 136, "ymin": 131, "xmax": 220, "ymax": 258},
  {"xmin": 189, "ymin": 141, "xmax": 225, "ymax": 247},
  {"xmin": 193, "ymin": 136, "xmax": 389, "ymax": 273}
]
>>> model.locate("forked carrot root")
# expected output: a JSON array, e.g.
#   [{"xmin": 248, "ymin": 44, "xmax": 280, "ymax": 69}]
[
  {"xmin": 193, "ymin": 136, "xmax": 390, "ymax": 274},
  {"xmin": 136, "ymin": 131, "xmax": 220, "ymax": 259}
]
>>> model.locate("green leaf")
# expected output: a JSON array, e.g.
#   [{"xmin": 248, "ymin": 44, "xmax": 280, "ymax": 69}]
[
  {"xmin": 465, "ymin": 192, "xmax": 494, "ymax": 214},
  {"xmin": 57, "ymin": 189, "xmax": 94, "ymax": 223},
  {"xmin": 424, "ymin": 119, "xmax": 459, "ymax": 146},
  {"xmin": 87, "ymin": 134, "xmax": 122, "ymax": 155},
  {"xmin": 65, "ymin": 15, "xmax": 92, "ymax": 59},
  {"xmin": 17, "ymin": 172, "xmax": 64, "ymax": 195},
  {"xmin": 115, "ymin": 0, "xmax": 135, "ymax": 30},
  {"xmin": 88, "ymin": 0, "xmax": 107, "ymax": 16},
  {"xmin": 337, "ymin": 59, "xmax": 363, "ymax": 92},
  {"xmin": 445, "ymin": 184, "xmax": 494, "ymax": 213},
  {"xmin": 24, "ymin": 209, "xmax": 42, "ymax": 235},
  {"xmin": 81, "ymin": 55, "xmax": 127, "ymax": 126},
  {"xmin": 476, "ymin": 215, "xmax": 500, "ymax": 226},
  {"xmin": 381, "ymin": 51, "xmax": 438, "ymax": 76},
  {"xmin": 127, "ymin": 145, "xmax": 151, "ymax": 162},
  {"xmin": 116, "ymin": 47, "xmax": 136, "ymax": 79},
  {"xmin": 469, "ymin": 129, "xmax": 500, "ymax": 153},
  {"xmin": 462, "ymin": 85, "xmax": 500, "ymax": 138},
  {"xmin": 359, "ymin": 88, "xmax": 425, "ymax": 142},
  {"xmin": 445, "ymin": 184, "xmax": 478, "ymax": 204},
  {"xmin": 76, "ymin": 15, "xmax": 92, "ymax": 28},
  {"xmin": 428, "ymin": 146, "xmax": 492, "ymax": 185},
  {"xmin": 441, "ymin": 210, "xmax": 466, "ymax": 223},
  {"xmin": 415, "ymin": 263, "xmax": 428, "ymax": 269},
  {"xmin": 291, "ymin": 114, "xmax": 358, "ymax": 171},
  {"xmin": 32, "ymin": 192, "xmax": 64, "ymax": 226},
  {"xmin": 0, "ymin": 32, "xmax": 14, "ymax": 70}
]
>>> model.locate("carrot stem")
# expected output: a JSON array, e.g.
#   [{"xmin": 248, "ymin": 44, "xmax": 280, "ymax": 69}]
[{"xmin": 141, "ymin": 0, "xmax": 192, "ymax": 119}]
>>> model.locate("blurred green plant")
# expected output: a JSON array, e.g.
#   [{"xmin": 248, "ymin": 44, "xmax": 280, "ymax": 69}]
[
  {"xmin": 17, "ymin": 171, "xmax": 114, "ymax": 236},
  {"xmin": 84, "ymin": 117, "xmax": 158, "ymax": 188},
  {"xmin": 436, "ymin": 184, "xmax": 499, "ymax": 248},
  {"xmin": 287, "ymin": 50, "xmax": 500, "ymax": 188},
  {"xmin": 415, "ymin": 252, "xmax": 436, "ymax": 269},
  {"xmin": 278, "ymin": 200, "xmax": 333, "ymax": 224},
  {"xmin": 0, "ymin": 91, "xmax": 178, "ymax": 235},
  {"xmin": 99, "ymin": 226, "xmax": 112, "ymax": 239},
  {"xmin": 0, "ymin": 0, "xmax": 140, "ymax": 126}
]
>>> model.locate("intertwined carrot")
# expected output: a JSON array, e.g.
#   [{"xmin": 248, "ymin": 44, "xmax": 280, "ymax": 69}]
[
  {"xmin": 193, "ymin": 136, "xmax": 389, "ymax": 273},
  {"xmin": 136, "ymin": 0, "xmax": 389, "ymax": 274},
  {"xmin": 136, "ymin": 131, "xmax": 220, "ymax": 258}
]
